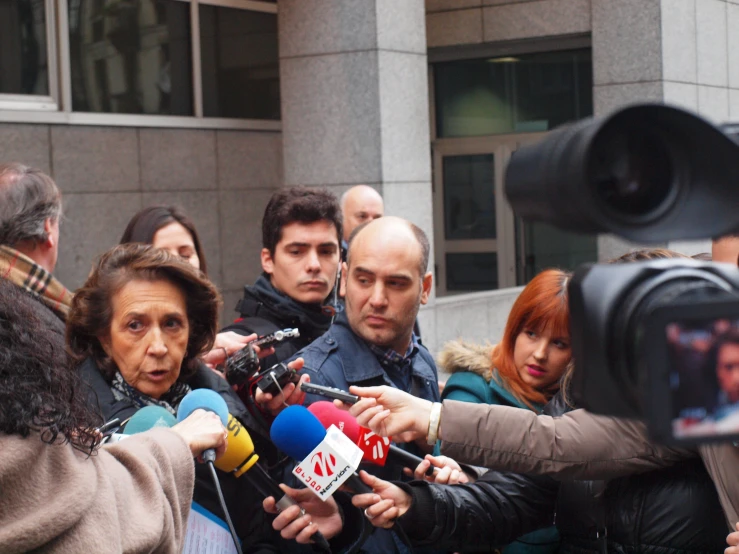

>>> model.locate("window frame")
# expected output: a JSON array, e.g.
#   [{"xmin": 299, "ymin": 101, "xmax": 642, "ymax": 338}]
[
  {"xmin": 0, "ymin": 0, "xmax": 281, "ymax": 130},
  {"xmin": 0, "ymin": 0, "xmax": 60, "ymax": 112}
]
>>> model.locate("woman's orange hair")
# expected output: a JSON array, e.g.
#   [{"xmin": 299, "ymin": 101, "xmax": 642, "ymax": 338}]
[{"xmin": 491, "ymin": 268, "xmax": 572, "ymax": 410}]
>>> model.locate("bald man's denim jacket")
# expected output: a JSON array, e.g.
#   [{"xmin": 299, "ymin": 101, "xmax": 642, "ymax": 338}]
[{"xmin": 288, "ymin": 310, "xmax": 441, "ymax": 554}]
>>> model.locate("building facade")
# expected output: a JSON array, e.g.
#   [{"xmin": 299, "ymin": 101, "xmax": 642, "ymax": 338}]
[{"xmin": 1, "ymin": 0, "xmax": 736, "ymax": 355}]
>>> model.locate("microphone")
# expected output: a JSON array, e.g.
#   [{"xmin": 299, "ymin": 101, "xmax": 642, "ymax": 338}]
[
  {"xmin": 216, "ymin": 414, "xmax": 331, "ymax": 551},
  {"xmin": 270, "ymin": 405, "xmax": 372, "ymax": 496},
  {"xmin": 176, "ymin": 389, "xmax": 229, "ymax": 463},
  {"xmin": 215, "ymin": 414, "xmax": 297, "ymax": 511},
  {"xmin": 123, "ymin": 406, "xmax": 177, "ymax": 434},
  {"xmin": 307, "ymin": 402, "xmax": 433, "ymax": 474}
]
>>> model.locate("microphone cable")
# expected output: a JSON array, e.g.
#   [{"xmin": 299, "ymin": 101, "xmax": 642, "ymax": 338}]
[{"xmin": 206, "ymin": 460, "xmax": 243, "ymax": 554}]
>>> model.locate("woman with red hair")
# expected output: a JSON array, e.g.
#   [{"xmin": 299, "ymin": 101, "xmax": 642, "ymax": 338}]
[
  {"xmin": 440, "ymin": 268, "xmax": 572, "ymax": 410},
  {"xmin": 437, "ymin": 268, "xmax": 572, "ymax": 553}
]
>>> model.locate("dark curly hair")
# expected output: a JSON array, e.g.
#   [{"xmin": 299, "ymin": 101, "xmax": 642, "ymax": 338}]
[
  {"xmin": 119, "ymin": 205, "xmax": 208, "ymax": 276},
  {"xmin": 67, "ymin": 244, "xmax": 220, "ymax": 383},
  {"xmin": 0, "ymin": 279, "xmax": 101, "ymax": 453},
  {"xmin": 262, "ymin": 187, "xmax": 342, "ymax": 254}
]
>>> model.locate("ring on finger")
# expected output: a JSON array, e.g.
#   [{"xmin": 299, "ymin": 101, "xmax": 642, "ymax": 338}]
[{"xmin": 364, "ymin": 508, "xmax": 375, "ymax": 520}]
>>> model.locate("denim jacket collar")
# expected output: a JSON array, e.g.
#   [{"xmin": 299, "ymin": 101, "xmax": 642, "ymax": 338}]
[{"xmin": 330, "ymin": 311, "xmax": 438, "ymax": 387}]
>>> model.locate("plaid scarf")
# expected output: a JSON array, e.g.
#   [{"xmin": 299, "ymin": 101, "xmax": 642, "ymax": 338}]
[
  {"xmin": 0, "ymin": 245, "xmax": 72, "ymax": 319},
  {"xmin": 110, "ymin": 372, "xmax": 191, "ymax": 416}
]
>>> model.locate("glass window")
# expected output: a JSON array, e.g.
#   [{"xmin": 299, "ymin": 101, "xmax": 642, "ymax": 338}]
[
  {"xmin": 447, "ymin": 252, "xmax": 498, "ymax": 291},
  {"xmin": 443, "ymin": 154, "xmax": 496, "ymax": 240},
  {"xmin": 435, "ymin": 49, "xmax": 592, "ymax": 138},
  {"xmin": 0, "ymin": 0, "xmax": 49, "ymax": 96},
  {"xmin": 200, "ymin": 5, "xmax": 280, "ymax": 120},
  {"xmin": 516, "ymin": 220, "xmax": 597, "ymax": 285},
  {"xmin": 68, "ymin": 0, "xmax": 193, "ymax": 115}
]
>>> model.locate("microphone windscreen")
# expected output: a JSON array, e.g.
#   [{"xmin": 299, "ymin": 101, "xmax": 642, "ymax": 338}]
[
  {"xmin": 176, "ymin": 389, "xmax": 229, "ymax": 426},
  {"xmin": 308, "ymin": 401, "xmax": 361, "ymax": 442},
  {"xmin": 123, "ymin": 406, "xmax": 176, "ymax": 435},
  {"xmin": 215, "ymin": 414, "xmax": 258, "ymax": 477},
  {"xmin": 270, "ymin": 405, "xmax": 326, "ymax": 460}
]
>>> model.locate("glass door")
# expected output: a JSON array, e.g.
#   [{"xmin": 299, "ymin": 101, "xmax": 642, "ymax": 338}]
[
  {"xmin": 433, "ymin": 134, "xmax": 538, "ymax": 295},
  {"xmin": 433, "ymin": 132, "xmax": 596, "ymax": 295}
]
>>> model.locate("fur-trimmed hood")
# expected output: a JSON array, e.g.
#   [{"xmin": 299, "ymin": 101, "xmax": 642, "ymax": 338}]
[{"xmin": 437, "ymin": 340, "xmax": 495, "ymax": 381}]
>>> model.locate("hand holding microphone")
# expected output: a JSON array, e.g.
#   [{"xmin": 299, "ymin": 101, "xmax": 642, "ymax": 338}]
[
  {"xmin": 172, "ymin": 409, "xmax": 228, "ymax": 459},
  {"xmin": 307, "ymin": 401, "xmax": 436, "ymax": 476},
  {"xmin": 176, "ymin": 389, "xmax": 230, "ymax": 462},
  {"xmin": 263, "ymin": 485, "xmax": 343, "ymax": 545}
]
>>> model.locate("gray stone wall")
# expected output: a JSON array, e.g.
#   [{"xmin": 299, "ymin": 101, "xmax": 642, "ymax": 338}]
[{"xmin": 0, "ymin": 123, "xmax": 282, "ymax": 328}]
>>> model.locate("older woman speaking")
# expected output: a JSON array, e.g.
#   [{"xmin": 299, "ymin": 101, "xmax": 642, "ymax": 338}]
[
  {"xmin": 0, "ymin": 275, "xmax": 225, "ymax": 553},
  {"xmin": 67, "ymin": 244, "xmax": 287, "ymax": 552}
]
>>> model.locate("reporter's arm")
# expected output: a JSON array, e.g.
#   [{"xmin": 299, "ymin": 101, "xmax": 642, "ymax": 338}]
[
  {"xmin": 0, "ymin": 428, "xmax": 195, "ymax": 553},
  {"xmin": 395, "ymin": 471, "xmax": 558, "ymax": 551},
  {"xmin": 439, "ymin": 400, "xmax": 695, "ymax": 479}
]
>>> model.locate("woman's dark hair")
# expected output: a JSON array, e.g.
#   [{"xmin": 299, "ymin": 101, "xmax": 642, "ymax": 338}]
[
  {"xmin": 67, "ymin": 243, "xmax": 220, "ymax": 383},
  {"xmin": 119, "ymin": 205, "xmax": 208, "ymax": 275},
  {"xmin": 0, "ymin": 279, "xmax": 101, "ymax": 453},
  {"xmin": 262, "ymin": 187, "xmax": 342, "ymax": 254}
]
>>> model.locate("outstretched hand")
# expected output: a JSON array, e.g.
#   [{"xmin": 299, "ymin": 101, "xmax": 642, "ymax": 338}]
[
  {"xmin": 405, "ymin": 454, "xmax": 471, "ymax": 484},
  {"xmin": 348, "ymin": 385, "xmax": 433, "ymax": 442},
  {"xmin": 351, "ymin": 470, "xmax": 412, "ymax": 529},
  {"xmin": 263, "ymin": 484, "xmax": 343, "ymax": 544}
]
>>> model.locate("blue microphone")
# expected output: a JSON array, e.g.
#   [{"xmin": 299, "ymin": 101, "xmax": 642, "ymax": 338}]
[
  {"xmin": 270, "ymin": 405, "xmax": 372, "ymax": 494},
  {"xmin": 270, "ymin": 405, "xmax": 327, "ymax": 460},
  {"xmin": 123, "ymin": 406, "xmax": 177, "ymax": 435},
  {"xmin": 176, "ymin": 389, "xmax": 229, "ymax": 462}
]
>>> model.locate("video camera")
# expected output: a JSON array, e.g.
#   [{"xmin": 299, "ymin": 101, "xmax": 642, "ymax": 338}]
[{"xmin": 505, "ymin": 104, "xmax": 739, "ymax": 445}]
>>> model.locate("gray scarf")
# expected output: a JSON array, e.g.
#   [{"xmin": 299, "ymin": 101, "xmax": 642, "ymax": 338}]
[{"xmin": 110, "ymin": 372, "xmax": 191, "ymax": 416}]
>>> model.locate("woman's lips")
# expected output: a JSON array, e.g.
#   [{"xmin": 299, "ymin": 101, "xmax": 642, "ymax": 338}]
[
  {"xmin": 147, "ymin": 370, "xmax": 170, "ymax": 382},
  {"xmin": 526, "ymin": 365, "xmax": 546, "ymax": 378}
]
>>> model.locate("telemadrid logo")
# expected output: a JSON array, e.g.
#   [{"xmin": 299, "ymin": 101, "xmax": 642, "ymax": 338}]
[{"xmin": 311, "ymin": 451, "xmax": 337, "ymax": 477}]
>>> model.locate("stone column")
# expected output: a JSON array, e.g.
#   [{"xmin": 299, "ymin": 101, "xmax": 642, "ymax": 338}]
[
  {"xmin": 592, "ymin": 0, "xmax": 738, "ymax": 259},
  {"xmin": 278, "ymin": 0, "xmax": 438, "ymax": 347}
]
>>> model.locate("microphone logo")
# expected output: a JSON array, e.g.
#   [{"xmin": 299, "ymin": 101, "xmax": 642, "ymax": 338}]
[{"xmin": 311, "ymin": 451, "xmax": 337, "ymax": 477}]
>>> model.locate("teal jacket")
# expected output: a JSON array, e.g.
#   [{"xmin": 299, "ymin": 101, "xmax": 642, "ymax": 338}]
[{"xmin": 439, "ymin": 341, "xmax": 559, "ymax": 554}]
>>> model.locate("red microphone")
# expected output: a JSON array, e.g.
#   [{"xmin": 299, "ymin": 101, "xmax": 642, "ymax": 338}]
[{"xmin": 307, "ymin": 401, "xmax": 431, "ymax": 472}]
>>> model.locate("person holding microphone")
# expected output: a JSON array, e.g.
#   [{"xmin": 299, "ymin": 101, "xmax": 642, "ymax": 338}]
[{"xmin": 0, "ymin": 276, "xmax": 226, "ymax": 553}]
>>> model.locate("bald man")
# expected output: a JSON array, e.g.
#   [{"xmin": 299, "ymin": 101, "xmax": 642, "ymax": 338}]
[
  {"xmin": 712, "ymin": 235, "xmax": 739, "ymax": 265},
  {"xmin": 288, "ymin": 217, "xmax": 439, "ymax": 552},
  {"xmin": 340, "ymin": 185, "xmax": 384, "ymax": 257}
]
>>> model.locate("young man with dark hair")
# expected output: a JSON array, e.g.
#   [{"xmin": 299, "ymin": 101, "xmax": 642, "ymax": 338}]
[{"xmin": 223, "ymin": 187, "xmax": 343, "ymax": 369}]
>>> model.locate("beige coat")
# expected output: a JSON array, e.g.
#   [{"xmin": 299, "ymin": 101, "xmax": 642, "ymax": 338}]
[
  {"xmin": 0, "ymin": 428, "xmax": 195, "ymax": 553},
  {"xmin": 439, "ymin": 400, "xmax": 739, "ymax": 528}
]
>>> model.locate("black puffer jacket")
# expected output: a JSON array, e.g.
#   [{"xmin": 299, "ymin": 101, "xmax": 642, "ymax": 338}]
[
  {"xmin": 222, "ymin": 274, "xmax": 336, "ymax": 369},
  {"xmin": 397, "ymin": 393, "xmax": 726, "ymax": 553}
]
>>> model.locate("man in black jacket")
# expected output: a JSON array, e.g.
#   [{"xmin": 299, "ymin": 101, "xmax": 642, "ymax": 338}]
[{"xmin": 222, "ymin": 186, "xmax": 342, "ymax": 379}]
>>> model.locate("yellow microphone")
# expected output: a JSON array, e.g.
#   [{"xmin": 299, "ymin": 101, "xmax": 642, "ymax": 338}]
[{"xmin": 215, "ymin": 414, "xmax": 259, "ymax": 477}]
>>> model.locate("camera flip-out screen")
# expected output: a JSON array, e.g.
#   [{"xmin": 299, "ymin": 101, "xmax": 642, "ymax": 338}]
[{"xmin": 663, "ymin": 309, "xmax": 739, "ymax": 442}]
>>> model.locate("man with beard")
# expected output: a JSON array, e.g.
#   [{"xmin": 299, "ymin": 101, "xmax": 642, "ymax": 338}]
[{"xmin": 291, "ymin": 216, "xmax": 440, "ymax": 553}]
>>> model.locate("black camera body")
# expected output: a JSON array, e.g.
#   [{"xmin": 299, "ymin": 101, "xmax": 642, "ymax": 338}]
[
  {"xmin": 505, "ymin": 103, "xmax": 739, "ymax": 444},
  {"xmin": 569, "ymin": 260, "xmax": 739, "ymax": 443},
  {"xmin": 225, "ymin": 344, "xmax": 261, "ymax": 387},
  {"xmin": 255, "ymin": 363, "xmax": 300, "ymax": 396}
]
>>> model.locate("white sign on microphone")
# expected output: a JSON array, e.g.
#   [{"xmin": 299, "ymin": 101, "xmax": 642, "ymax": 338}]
[{"xmin": 292, "ymin": 424, "xmax": 363, "ymax": 500}]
